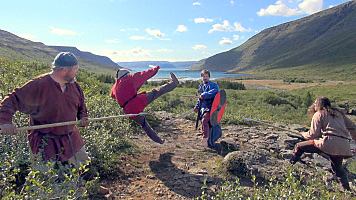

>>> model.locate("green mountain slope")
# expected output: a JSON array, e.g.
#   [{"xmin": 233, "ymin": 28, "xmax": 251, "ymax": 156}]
[
  {"xmin": 192, "ymin": 1, "xmax": 356, "ymax": 74},
  {"xmin": 0, "ymin": 29, "xmax": 120, "ymax": 73}
]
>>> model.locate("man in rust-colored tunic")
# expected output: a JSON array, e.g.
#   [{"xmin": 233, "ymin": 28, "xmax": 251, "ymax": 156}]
[{"xmin": 0, "ymin": 52, "xmax": 89, "ymax": 164}]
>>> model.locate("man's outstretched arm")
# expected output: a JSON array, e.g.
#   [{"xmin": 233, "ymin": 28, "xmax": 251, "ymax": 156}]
[{"xmin": 132, "ymin": 66, "xmax": 160, "ymax": 89}]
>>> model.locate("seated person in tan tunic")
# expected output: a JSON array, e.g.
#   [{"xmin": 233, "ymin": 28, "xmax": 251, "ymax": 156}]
[{"xmin": 290, "ymin": 97, "xmax": 356, "ymax": 191}]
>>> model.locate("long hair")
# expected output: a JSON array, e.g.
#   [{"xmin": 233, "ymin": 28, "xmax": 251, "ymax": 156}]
[{"xmin": 308, "ymin": 96, "xmax": 343, "ymax": 118}]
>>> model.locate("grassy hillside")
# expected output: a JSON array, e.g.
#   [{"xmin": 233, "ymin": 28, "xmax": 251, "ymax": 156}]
[
  {"xmin": 246, "ymin": 63, "xmax": 356, "ymax": 81},
  {"xmin": 192, "ymin": 1, "xmax": 356, "ymax": 75},
  {"xmin": 0, "ymin": 29, "xmax": 119, "ymax": 75}
]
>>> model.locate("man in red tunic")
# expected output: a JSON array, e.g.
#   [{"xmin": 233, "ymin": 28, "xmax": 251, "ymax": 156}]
[
  {"xmin": 0, "ymin": 52, "xmax": 89, "ymax": 165},
  {"xmin": 111, "ymin": 66, "xmax": 179, "ymax": 144}
]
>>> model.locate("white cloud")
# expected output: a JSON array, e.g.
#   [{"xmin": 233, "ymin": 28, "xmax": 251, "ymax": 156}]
[
  {"xmin": 257, "ymin": 1, "xmax": 300, "ymax": 16},
  {"xmin": 208, "ymin": 20, "xmax": 251, "ymax": 33},
  {"xmin": 145, "ymin": 28, "xmax": 165, "ymax": 38},
  {"xmin": 230, "ymin": 0, "xmax": 235, "ymax": 5},
  {"xmin": 208, "ymin": 20, "xmax": 231, "ymax": 33},
  {"xmin": 102, "ymin": 47, "xmax": 152, "ymax": 61},
  {"xmin": 234, "ymin": 22, "xmax": 250, "ymax": 32},
  {"xmin": 119, "ymin": 28, "xmax": 139, "ymax": 32},
  {"xmin": 105, "ymin": 39, "xmax": 120, "ymax": 44},
  {"xmin": 176, "ymin": 25, "xmax": 188, "ymax": 33},
  {"xmin": 328, "ymin": 5, "xmax": 334, "ymax": 8},
  {"xmin": 257, "ymin": 0, "xmax": 324, "ymax": 17},
  {"xmin": 219, "ymin": 37, "xmax": 233, "ymax": 45},
  {"xmin": 233, "ymin": 34, "xmax": 240, "ymax": 40},
  {"xmin": 129, "ymin": 35, "xmax": 152, "ymax": 40},
  {"xmin": 193, "ymin": 1, "xmax": 201, "ymax": 6},
  {"xmin": 298, "ymin": 0, "xmax": 323, "ymax": 14},
  {"xmin": 49, "ymin": 27, "xmax": 78, "ymax": 36},
  {"xmin": 130, "ymin": 47, "xmax": 150, "ymax": 55},
  {"xmin": 18, "ymin": 33, "xmax": 38, "ymax": 41},
  {"xmin": 192, "ymin": 44, "xmax": 207, "ymax": 50},
  {"xmin": 97, "ymin": 47, "xmax": 177, "ymax": 62},
  {"xmin": 194, "ymin": 17, "xmax": 214, "ymax": 24}
]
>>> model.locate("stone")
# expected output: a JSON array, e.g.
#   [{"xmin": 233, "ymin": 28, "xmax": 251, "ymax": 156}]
[
  {"xmin": 266, "ymin": 134, "xmax": 279, "ymax": 140},
  {"xmin": 222, "ymin": 151, "xmax": 251, "ymax": 178},
  {"xmin": 188, "ymin": 181, "xmax": 201, "ymax": 188},
  {"xmin": 251, "ymin": 135, "xmax": 260, "ymax": 139},
  {"xmin": 146, "ymin": 175, "xmax": 156, "ymax": 179},
  {"xmin": 220, "ymin": 140, "xmax": 240, "ymax": 152},
  {"xmin": 240, "ymin": 138, "xmax": 248, "ymax": 143},
  {"xmin": 280, "ymin": 150, "xmax": 293, "ymax": 159},
  {"xmin": 197, "ymin": 169, "xmax": 208, "ymax": 175}
]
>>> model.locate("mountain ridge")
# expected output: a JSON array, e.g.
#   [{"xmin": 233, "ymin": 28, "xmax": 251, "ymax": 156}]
[
  {"xmin": 0, "ymin": 29, "xmax": 120, "ymax": 72},
  {"xmin": 191, "ymin": 1, "xmax": 356, "ymax": 72},
  {"xmin": 118, "ymin": 61, "xmax": 197, "ymax": 69}
]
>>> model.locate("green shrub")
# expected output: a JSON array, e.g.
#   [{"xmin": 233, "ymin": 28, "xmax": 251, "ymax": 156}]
[
  {"xmin": 283, "ymin": 78, "xmax": 313, "ymax": 83},
  {"xmin": 197, "ymin": 167, "xmax": 353, "ymax": 199}
]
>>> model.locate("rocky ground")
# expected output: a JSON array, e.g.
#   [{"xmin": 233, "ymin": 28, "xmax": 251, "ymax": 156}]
[{"xmin": 102, "ymin": 111, "xmax": 356, "ymax": 199}]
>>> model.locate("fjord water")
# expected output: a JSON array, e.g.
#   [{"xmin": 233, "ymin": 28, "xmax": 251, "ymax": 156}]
[{"xmin": 127, "ymin": 67, "xmax": 249, "ymax": 81}]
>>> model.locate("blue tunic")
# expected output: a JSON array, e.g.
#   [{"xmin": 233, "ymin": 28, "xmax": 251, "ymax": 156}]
[{"xmin": 194, "ymin": 81, "xmax": 219, "ymax": 115}]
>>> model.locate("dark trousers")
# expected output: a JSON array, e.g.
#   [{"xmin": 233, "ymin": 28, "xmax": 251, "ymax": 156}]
[
  {"xmin": 201, "ymin": 112, "xmax": 211, "ymax": 138},
  {"xmin": 292, "ymin": 140, "xmax": 350, "ymax": 190},
  {"xmin": 133, "ymin": 80, "xmax": 178, "ymax": 144}
]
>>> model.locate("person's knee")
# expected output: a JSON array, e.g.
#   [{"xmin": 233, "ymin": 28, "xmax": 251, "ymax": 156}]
[
  {"xmin": 147, "ymin": 89, "xmax": 158, "ymax": 103},
  {"xmin": 150, "ymin": 88, "xmax": 158, "ymax": 94},
  {"xmin": 202, "ymin": 114, "xmax": 209, "ymax": 125},
  {"xmin": 294, "ymin": 143, "xmax": 302, "ymax": 151},
  {"xmin": 133, "ymin": 116, "xmax": 146, "ymax": 126}
]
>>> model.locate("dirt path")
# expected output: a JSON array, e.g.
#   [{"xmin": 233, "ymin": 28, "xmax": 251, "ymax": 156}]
[
  {"xmin": 103, "ymin": 111, "xmax": 356, "ymax": 199},
  {"xmin": 105, "ymin": 111, "xmax": 224, "ymax": 200}
]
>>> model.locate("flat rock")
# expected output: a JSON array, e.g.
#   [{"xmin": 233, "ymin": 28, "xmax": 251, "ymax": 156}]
[{"xmin": 265, "ymin": 134, "xmax": 279, "ymax": 140}]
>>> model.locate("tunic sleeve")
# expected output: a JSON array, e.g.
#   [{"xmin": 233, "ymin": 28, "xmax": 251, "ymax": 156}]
[
  {"xmin": 132, "ymin": 66, "xmax": 160, "ymax": 89},
  {"xmin": 344, "ymin": 115, "xmax": 356, "ymax": 141},
  {"xmin": 0, "ymin": 80, "xmax": 40, "ymax": 124},
  {"xmin": 194, "ymin": 84, "xmax": 202, "ymax": 109},
  {"xmin": 75, "ymin": 83, "xmax": 88, "ymax": 120},
  {"xmin": 303, "ymin": 111, "xmax": 323, "ymax": 140}
]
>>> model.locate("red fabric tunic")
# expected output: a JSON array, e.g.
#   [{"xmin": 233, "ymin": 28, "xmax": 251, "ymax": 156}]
[
  {"xmin": 111, "ymin": 66, "xmax": 159, "ymax": 115},
  {"xmin": 0, "ymin": 74, "xmax": 88, "ymax": 161}
]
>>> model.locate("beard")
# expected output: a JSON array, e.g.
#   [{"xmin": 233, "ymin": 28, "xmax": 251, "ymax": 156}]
[{"xmin": 63, "ymin": 74, "xmax": 76, "ymax": 83}]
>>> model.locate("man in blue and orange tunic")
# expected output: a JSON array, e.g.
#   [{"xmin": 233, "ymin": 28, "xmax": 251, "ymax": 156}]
[{"xmin": 194, "ymin": 69, "xmax": 219, "ymax": 146}]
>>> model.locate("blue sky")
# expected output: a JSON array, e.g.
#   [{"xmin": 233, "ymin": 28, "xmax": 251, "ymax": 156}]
[{"xmin": 0, "ymin": 0, "xmax": 350, "ymax": 62}]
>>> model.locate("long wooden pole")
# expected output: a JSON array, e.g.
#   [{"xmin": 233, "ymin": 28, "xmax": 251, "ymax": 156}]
[{"xmin": 0, "ymin": 113, "xmax": 147, "ymax": 134}]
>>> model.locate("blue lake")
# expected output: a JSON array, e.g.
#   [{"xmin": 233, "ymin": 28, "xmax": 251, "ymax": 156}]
[{"xmin": 127, "ymin": 67, "xmax": 249, "ymax": 81}]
